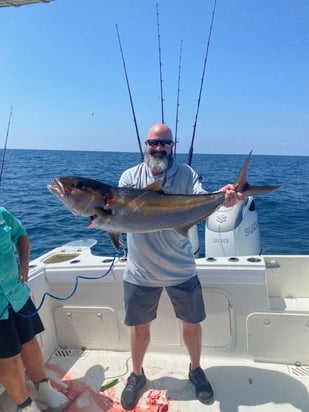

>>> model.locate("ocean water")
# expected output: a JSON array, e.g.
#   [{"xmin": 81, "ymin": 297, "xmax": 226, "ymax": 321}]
[{"xmin": 0, "ymin": 149, "xmax": 308, "ymax": 260}]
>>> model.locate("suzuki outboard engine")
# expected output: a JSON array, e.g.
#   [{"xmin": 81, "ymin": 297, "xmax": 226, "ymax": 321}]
[
  {"xmin": 205, "ymin": 196, "xmax": 261, "ymax": 257},
  {"xmin": 188, "ymin": 225, "xmax": 200, "ymax": 258}
]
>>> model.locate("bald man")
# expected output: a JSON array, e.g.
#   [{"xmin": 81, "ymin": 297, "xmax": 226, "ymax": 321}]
[{"xmin": 118, "ymin": 123, "xmax": 240, "ymax": 409}]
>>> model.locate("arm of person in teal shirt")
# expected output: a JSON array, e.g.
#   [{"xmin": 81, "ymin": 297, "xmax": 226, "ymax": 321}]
[{"xmin": 16, "ymin": 234, "xmax": 30, "ymax": 283}]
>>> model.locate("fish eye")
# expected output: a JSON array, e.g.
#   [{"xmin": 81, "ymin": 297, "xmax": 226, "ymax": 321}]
[{"xmin": 75, "ymin": 181, "xmax": 85, "ymax": 190}]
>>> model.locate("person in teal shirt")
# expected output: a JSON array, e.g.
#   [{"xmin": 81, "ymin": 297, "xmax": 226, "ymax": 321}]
[{"xmin": 0, "ymin": 207, "xmax": 68, "ymax": 412}]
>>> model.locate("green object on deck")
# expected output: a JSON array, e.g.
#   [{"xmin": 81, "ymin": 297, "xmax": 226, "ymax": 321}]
[{"xmin": 100, "ymin": 378, "xmax": 119, "ymax": 392}]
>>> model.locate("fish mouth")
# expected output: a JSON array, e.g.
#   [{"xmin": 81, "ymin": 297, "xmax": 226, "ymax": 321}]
[{"xmin": 48, "ymin": 177, "xmax": 67, "ymax": 197}]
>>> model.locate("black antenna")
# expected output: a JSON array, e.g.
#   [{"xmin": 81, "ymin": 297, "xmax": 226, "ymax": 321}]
[
  {"xmin": 174, "ymin": 40, "xmax": 183, "ymax": 158},
  {"xmin": 0, "ymin": 106, "xmax": 13, "ymax": 187},
  {"xmin": 187, "ymin": 0, "xmax": 217, "ymax": 166},
  {"xmin": 115, "ymin": 24, "xmax": 144, "ymax": 162},
  {"xmin": 156, "ymin": 3, "xmax": 165, "ymax": 123}
]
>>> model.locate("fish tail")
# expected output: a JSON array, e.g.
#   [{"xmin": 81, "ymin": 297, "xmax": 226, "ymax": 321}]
[{"xmin": 235, "ymin": 151, "xmax": 281, "ymax": 196}]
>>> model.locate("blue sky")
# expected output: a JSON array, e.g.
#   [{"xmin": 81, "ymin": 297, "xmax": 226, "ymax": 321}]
[{"xmin": 0, "ymin": 0, "xmax": 308, "ymax": 155}]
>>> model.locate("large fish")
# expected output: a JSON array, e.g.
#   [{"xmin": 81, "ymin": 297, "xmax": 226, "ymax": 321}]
[{"xmin": 48, "ymin": 151, "xmax": 280, "ymax": 251}]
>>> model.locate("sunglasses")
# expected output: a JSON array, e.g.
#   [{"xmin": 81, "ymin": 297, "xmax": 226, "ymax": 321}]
[{"xmin": 146, "ymin": 139, "xmax": 173, "ymax": 147}]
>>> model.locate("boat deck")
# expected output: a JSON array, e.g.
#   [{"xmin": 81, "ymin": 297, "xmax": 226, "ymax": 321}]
[
  {"xmin": 1, "ymin": 349, "xmax": 309, "ymax": 411},
  {"xmin": 1, "ymin": 247, "xmax": 309, "ymax": 411}
]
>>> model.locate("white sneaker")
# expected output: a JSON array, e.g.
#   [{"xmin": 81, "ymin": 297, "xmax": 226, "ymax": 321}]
[
  {"xmin": 19, "ymin": 400, "xmax": 41, "ymax": 412},
  {"xmin": 34, "ymin": 380, "xmax": 69, "ymax": 410}
]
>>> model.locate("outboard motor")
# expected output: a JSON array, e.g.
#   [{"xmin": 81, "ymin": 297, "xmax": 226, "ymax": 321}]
[
  {"xmin": 188, "ymin": 225, "xmax": 200, "ymax": 258},
  {"xmin": 205, "ymin": 196, "xmax": 261, "ymax": 257}
]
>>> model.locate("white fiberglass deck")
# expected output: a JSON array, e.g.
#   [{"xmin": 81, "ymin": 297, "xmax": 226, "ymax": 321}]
[
  {"xmin": 1, "ymin": 349, "xmax": 309, "ymax": 411},
  {"xmin": 0, "ymin": 246, "xmax": 309, "ymax": 411},
  {"xmin": 0, "ymin": 350, "xmax": 309, "ymax": 412}
]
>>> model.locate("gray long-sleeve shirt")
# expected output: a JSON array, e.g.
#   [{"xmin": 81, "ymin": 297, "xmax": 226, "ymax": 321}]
[{"xmin": 118, "ymin": 159, "xmax": 206, "ymax": 287}]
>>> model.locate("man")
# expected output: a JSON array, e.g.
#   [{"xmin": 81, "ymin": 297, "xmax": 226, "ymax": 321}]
[
  {"xmin": 0, "ymin": 207, "xmax": 68, "ymax": 412},
  {"xmin": 118, "ymin": 122, "xmax": 241, "ymax": 410}
]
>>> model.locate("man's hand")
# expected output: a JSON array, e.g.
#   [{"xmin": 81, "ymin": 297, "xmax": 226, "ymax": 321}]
[{"xmin": 220, "ymin": 184, "xmax": 244, "ymax": 207}]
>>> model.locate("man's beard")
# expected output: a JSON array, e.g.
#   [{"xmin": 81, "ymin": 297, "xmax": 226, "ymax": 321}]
[{"xmin": 145, "ymin": 152, "xmax": 172, "ymax": 174}]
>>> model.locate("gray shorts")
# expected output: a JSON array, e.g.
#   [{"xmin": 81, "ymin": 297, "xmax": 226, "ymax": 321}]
[{"xmin": 123, "ymin": 275, "xmax": 206, "ymax": 326}]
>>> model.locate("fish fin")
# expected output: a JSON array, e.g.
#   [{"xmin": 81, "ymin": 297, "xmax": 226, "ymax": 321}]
[
  {"xmin": 144, "ymin": 181, "xmax": 163, "ymax": 192},
  {"xmin": 240, "ymin": 184, "xmax": 282, "ymax": 197},
  {"xmin": 235, "ymin": 151, "xmax": 281, "ymax": 196},
  {"xmin": 108, "ymin": 232, "xmax": 123, "ymax": 252},
  {"xmin": 235, "ymin": 150, "xmax": 252, "ymax": 189}
]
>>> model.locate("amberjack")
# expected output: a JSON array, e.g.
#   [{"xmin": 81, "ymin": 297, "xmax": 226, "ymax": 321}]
[{"xmin": 48, "ymin": 151, "xmax": 280, "ymax": 251}]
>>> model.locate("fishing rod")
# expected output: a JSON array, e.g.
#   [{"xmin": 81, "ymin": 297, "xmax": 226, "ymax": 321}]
[
  {"xmin": 115, "ymin": 24, "xmax": 144, "ymax": 162},
  {"xmin": 174, "ymin": 40, "xmax": 183, "ymax": 158},
  {"xmin": 187, "ymin": 0, "xmax": 217, "ymax": 166},
  {"xmin": 0, "ymin": 106, "xmax": 13, "ymax": 187},
  {"xmin": 156, "ymin": 3, "xmax": 165, "ymax": 124}
]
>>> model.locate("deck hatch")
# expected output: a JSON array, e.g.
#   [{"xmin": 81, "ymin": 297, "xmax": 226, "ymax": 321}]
[
  {"xmin": 247, "ymin": 312, "xmax": 309, "ymax": 365},
  {"xmin": 54, "ymin": 306, "xmax": 120, "ymax": 349}
]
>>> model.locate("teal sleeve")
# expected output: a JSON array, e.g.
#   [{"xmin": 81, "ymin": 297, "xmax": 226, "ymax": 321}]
[{"xmin": 1, "ymin": 207, "xmax": 27, "ymax": 245}]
